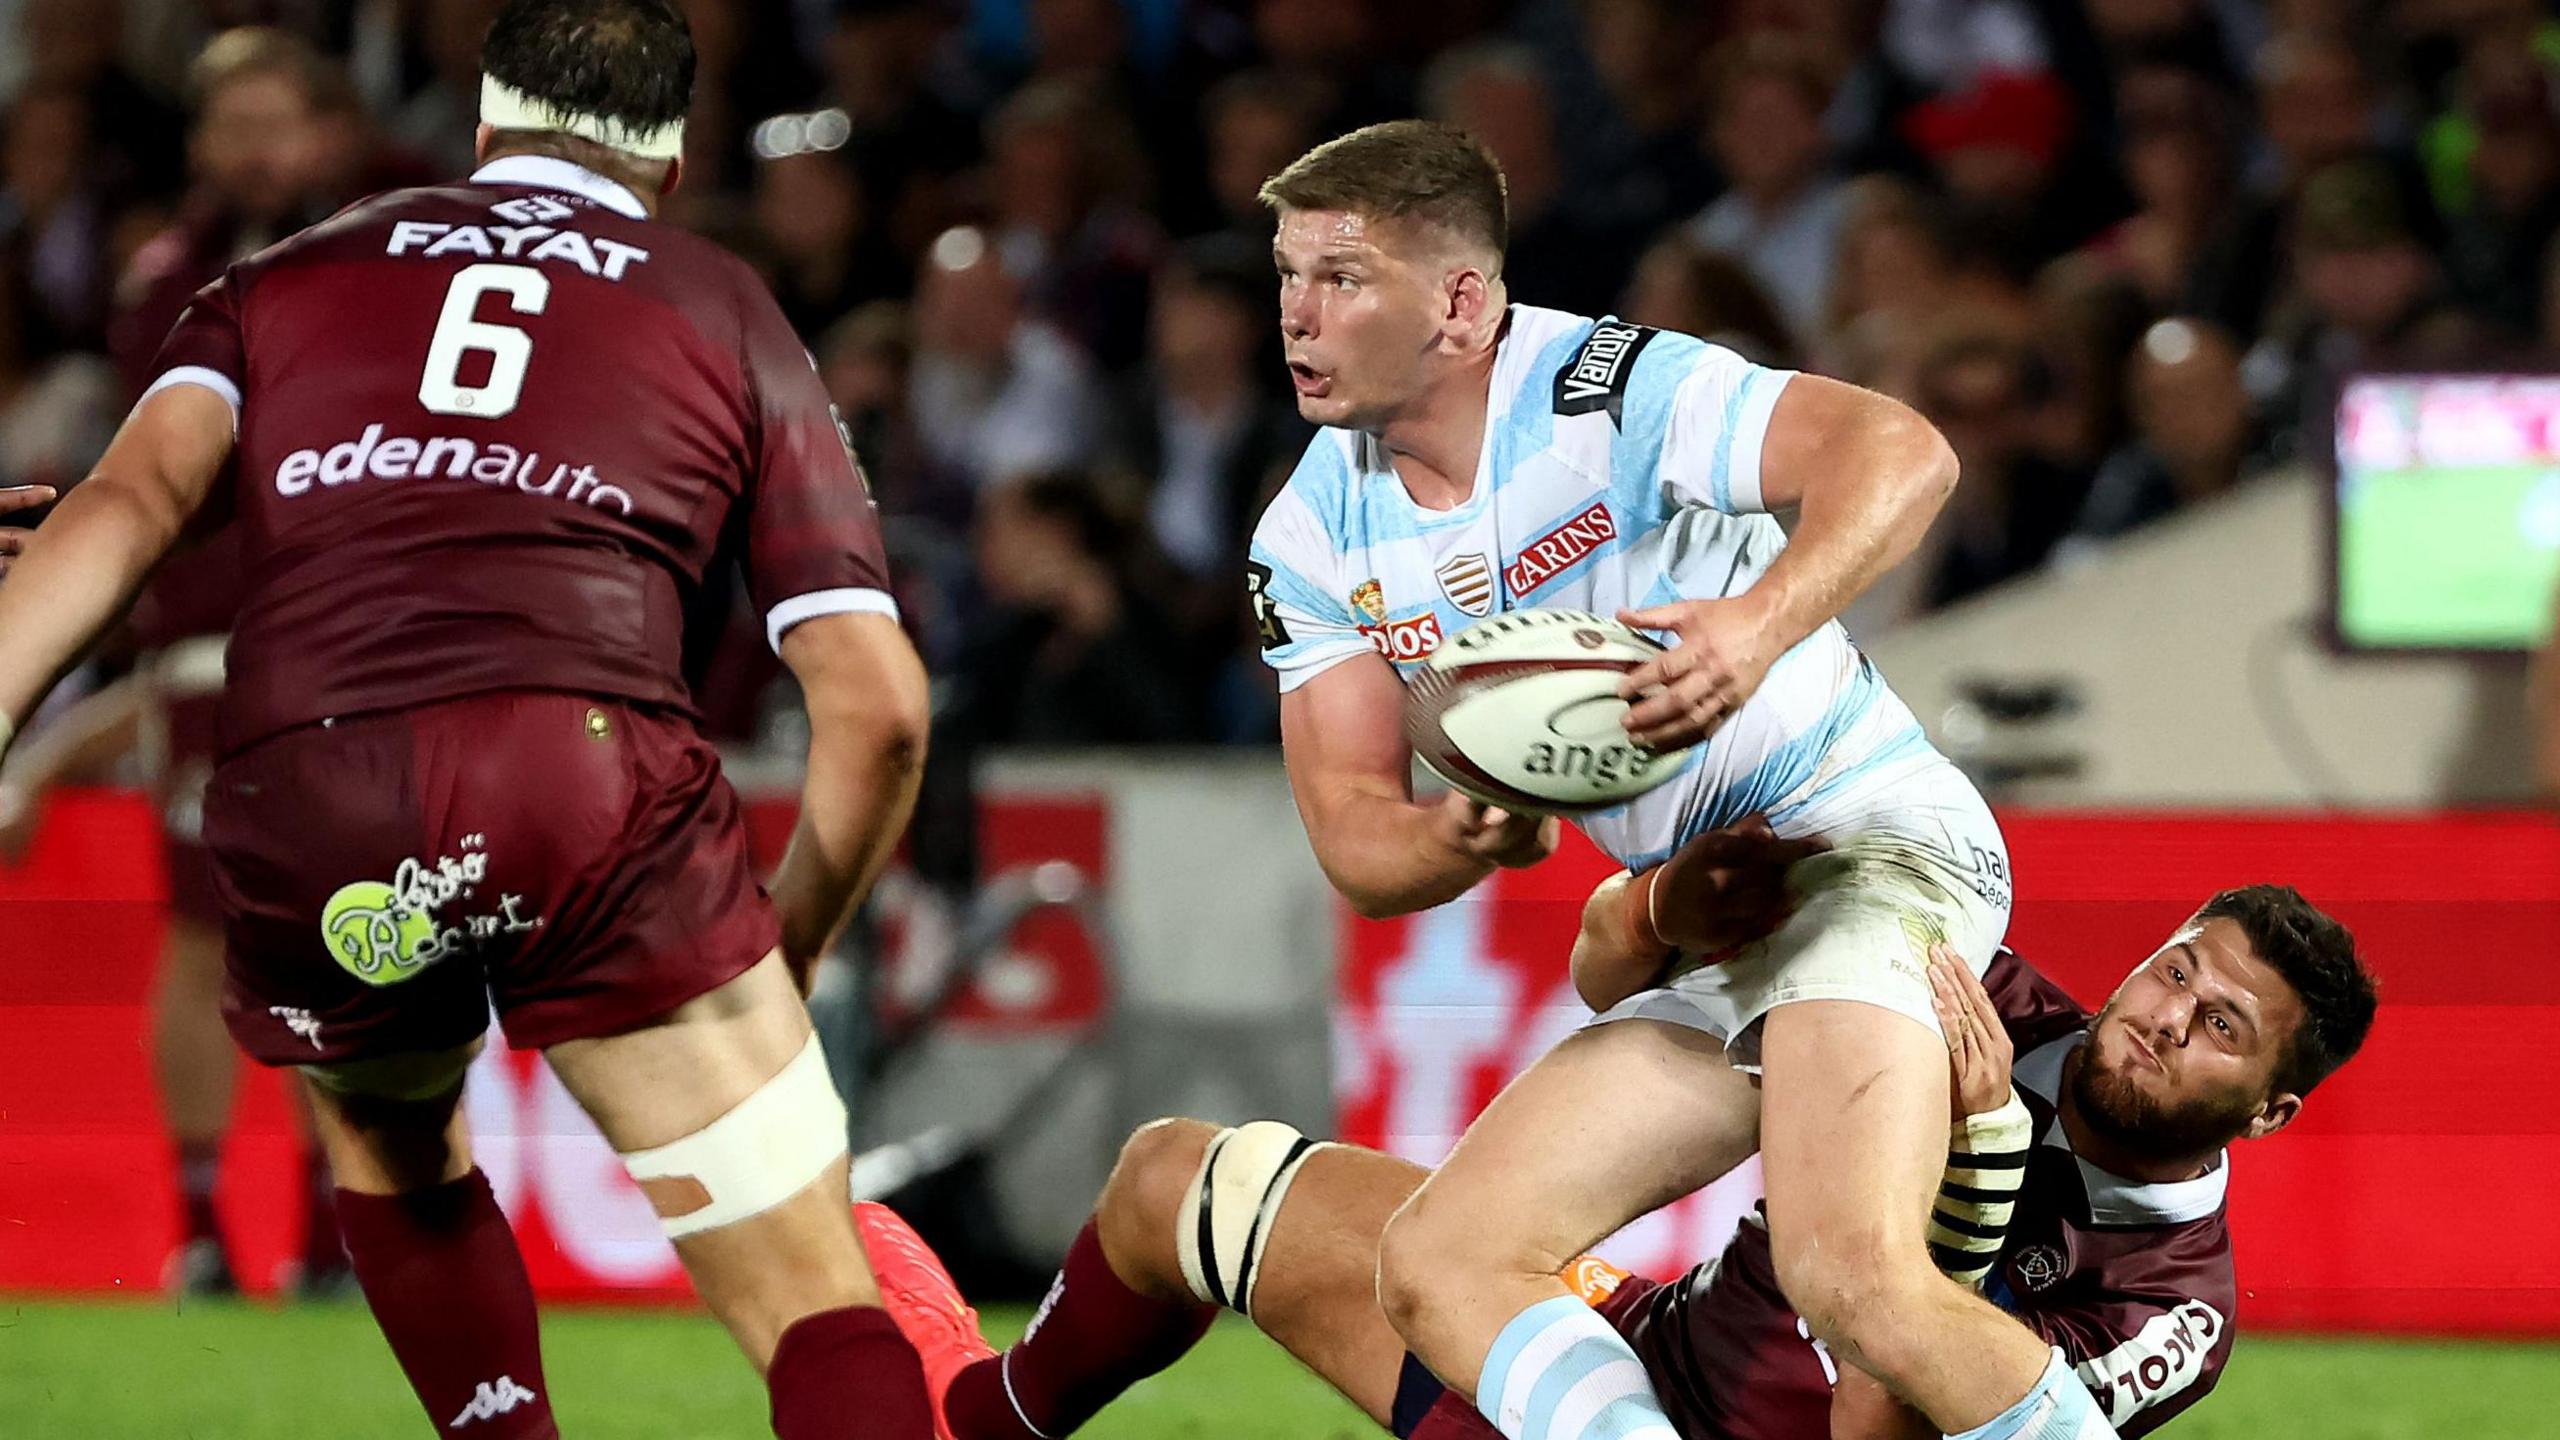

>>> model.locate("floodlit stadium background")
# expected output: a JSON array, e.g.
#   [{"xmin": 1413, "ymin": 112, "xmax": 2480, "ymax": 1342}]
[{"xmin": 2, "ymin": 1, "xmax": 2556, "ymax": 1436}]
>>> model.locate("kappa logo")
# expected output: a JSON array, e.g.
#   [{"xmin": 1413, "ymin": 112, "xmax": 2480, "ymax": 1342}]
[
  {"xmin": 449, "ymin": 1376, "xmax": 540, "ymax": 1429},
  {"xmin": 1503, "ymin": 502, "xmax": 1618, "ymax": 597},
  {"xmin": 1553, "ymin": 320, "xmax": 1657, "ymax": 426},
  {"xmin": 1023, "ymin": 1268, "xmax": 1068, "ymax": 1343},
  {"xmin": 1436, "ymin": 552, "xmax": 1495, "ymax": 616},
  {"xmin": 269, "ymin": 1007, "xmax": 324, "ymax": 1051}
]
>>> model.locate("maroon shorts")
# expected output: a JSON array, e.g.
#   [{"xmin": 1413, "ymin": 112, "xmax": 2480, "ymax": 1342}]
[
  {"xmin": 207, "ymin": 691, "xmax": 779, "ymax": 1066},
  {"xmin": 161, "ymin": 833, "xmax": 223, "ymax": 928}
]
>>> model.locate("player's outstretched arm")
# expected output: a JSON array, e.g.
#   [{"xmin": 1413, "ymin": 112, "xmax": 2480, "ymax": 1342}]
[
  {"xmin": 1619, "ymin": 376, "xmax": 1956, "ymax": 752},
  {"xmin": 769, "ymin": 610, "xmax": 931, "ymax": 989},
  {"xmin": 0, "ymin": 388, "xmax": 231, "ymax": 758},
  {"xmin": 1281, "ymin": 653, "xmax": 1555, "ymax": 919}
]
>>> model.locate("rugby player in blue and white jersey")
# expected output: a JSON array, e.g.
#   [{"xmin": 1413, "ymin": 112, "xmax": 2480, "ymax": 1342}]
[{"xmin": 1241, "ymin": 120, "xmax": 2103, "ymax": 1440}]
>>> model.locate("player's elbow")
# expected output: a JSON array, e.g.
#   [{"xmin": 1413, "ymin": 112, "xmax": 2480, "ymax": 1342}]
[
  {"xmin": 1095, "ymin": 1118, "xmax": 1219, "ymax": 1273},
  {"xmin": 793, "ymin": 615, "xmax": 931, "ymax": 774},
  {"xmin": 1301, "ymin": 805, "xmax": 1427, "ymax": 920},
  {"xmin": 1884, "ymin": 398, "xmax": 1960, "ymax": 509},
  {"xmin": 1338, "ymin": 879, "xmax": 1416, "ymax": 922},
  {"xmin": 1327, "ymin": 863, "xmax": 1444, "ymax": 921},
  {"xmin": 72, "ymin": 470, "xmax": 191, "ymax": 556}
]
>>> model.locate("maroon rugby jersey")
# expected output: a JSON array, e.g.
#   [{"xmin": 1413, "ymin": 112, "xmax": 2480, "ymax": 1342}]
[
  {"xmin": 1611, "ymin": 950, "xmax": 2239, "ymax": 1440},
  {"xmin": 139, "ymin": 155, "xmax": 892, "ymax": 752}
]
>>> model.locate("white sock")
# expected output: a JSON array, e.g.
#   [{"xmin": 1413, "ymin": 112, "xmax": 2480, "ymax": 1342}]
[
  {"xmin": 1947, "ymin": 1348, "xmax": 2122, "ymax": 1440},
  {"xmin": 1474, "ymin": 1295, "xmax": 1678, "ymax": 1440}
]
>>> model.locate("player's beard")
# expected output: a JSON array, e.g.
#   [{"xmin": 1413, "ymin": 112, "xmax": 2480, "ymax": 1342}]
[{"xmin": 2067, "ymin": 1044, "xmax": 2267, "ymax": 1162}]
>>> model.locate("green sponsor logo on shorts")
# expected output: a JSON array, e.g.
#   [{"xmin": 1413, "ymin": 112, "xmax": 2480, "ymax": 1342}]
[{"xmin": 321, "ymin": 880, "xmax": 441, "ymax": 986}]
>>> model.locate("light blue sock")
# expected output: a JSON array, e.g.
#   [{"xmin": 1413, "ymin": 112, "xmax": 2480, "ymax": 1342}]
[
  {"xmin": 1474, "ymin": 1295, "xmax": 1679, "ymax": 1440},
  {"xmin": 1948, "ymin": 1348, "xmax": 2123, "ymax": 1440}
]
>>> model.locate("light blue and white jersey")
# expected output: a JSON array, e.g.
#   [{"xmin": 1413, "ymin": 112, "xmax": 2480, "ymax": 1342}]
[{"xmin": 1247, "ymin": 305, "xmax": 1991, "ymax": 874}]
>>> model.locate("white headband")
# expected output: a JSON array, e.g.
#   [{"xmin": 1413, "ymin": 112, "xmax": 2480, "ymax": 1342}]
[{"xmin": 479, "ymin": 75, "xmax": 685, "ymax": 161}]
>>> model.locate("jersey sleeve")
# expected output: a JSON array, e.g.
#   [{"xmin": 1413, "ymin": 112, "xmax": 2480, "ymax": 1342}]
[
  {"xmin": 1652, "ymin": 337, "xmax": 1796, "ymax": 516},
  {"xmin": 1246, "ymin": 451, "xmax": 1371, "ymax": 693},
  {"xmin": 2023, "ymin": 1277, "xmax": 2234, "ymax": 1437},
  {"xmin": 736, "ymin": 277, "xmax": 896, "ymax": 653},
  {"xmin": 142, "ymin": 270, "xmax": 248, "ymax": 431}
]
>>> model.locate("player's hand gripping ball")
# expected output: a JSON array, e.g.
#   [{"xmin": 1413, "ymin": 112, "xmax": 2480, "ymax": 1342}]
[{"xmin": 1405, "ymin": 610, "xmax": 1698, "ymax": 815}]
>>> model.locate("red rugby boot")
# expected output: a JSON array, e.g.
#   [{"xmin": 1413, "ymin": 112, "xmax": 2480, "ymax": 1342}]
[{"xmin": 853, "ymin": 1201, "xmax": 995, "ymax": 1440}]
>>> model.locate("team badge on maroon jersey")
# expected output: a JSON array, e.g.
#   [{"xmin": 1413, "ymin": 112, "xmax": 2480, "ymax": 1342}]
[
  {"xmin": 2013, "ymin": 1243, "xmax": 2068, "ymax": 1293},
  {"xmin": 1436, "ymin": 552, "xmax": 1494, "ymax": 616}
]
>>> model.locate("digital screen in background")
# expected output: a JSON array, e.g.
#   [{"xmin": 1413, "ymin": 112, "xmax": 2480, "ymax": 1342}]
[{"xmin": 2335, "ymin": 374, "xmax": 2560, "ymax": 651}]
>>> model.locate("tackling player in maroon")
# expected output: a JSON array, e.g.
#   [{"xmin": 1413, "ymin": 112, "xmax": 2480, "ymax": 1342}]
[
  {"xmin": 0, "ymin": 4, "xmax": 935, "ymax": 1437},
  {"xmin": 852, "ymin": 830, "xmax": 2375, "ymax": 1440}
]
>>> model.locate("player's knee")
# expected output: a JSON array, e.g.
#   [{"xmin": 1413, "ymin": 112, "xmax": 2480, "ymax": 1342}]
[
  {"xmin": 1096, "ymin": 1117, "xmax": 1217, "ymax": 1270},
  {"xmin": 1772, "ymin": 1227, "xmax": 1873, "ymax": 1340},
  {"xmin": 1374, "ymin": 1190, "xmax": 1463, "ymax": 1337},
  {"xmin": 1168, "ymin": 1120, "xmax": 1332, "ymax": 1317},
  {"xmin": 1770, "ymin": 1226, "xmax": 1932, "ymax": 1357}
]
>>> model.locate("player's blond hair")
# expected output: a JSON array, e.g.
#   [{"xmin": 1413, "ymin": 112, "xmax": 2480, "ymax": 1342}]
[{"xmin": 1258, "ymin": 120, "xmax": 1509, "ymax": 266}]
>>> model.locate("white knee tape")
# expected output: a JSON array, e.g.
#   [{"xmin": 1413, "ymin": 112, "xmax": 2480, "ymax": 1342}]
[
  {"xmin": 1174, "ymin": 1120, "xmax": 1330, "ymax": 1317},
  {"xmin": 619, "ymin": 1033, "xmax": 849, "ymax": 1240}
]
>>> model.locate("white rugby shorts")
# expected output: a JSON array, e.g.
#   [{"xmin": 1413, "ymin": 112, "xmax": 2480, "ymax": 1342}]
[{"xmin": 1588, "ymin": 791, "xmax": 2012, "ymax": 1068}]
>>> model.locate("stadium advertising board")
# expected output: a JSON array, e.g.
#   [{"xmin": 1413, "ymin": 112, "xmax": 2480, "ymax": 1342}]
[{"xmin": 4, "ymin": 792, "xmax": 2556, "ymax": 1334}]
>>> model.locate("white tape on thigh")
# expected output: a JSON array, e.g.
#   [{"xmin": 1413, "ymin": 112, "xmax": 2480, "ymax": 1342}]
[
  {"xmin": 619, "ymin": 1033, "xmax": 848, "ymax": 1239},
  {"xmin": 1173, "ymin": 1121, "xmax": 1330, "ymax": 1317}
]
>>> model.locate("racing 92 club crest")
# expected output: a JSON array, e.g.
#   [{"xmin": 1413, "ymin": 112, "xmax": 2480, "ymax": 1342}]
[
  {"xmin": 1435, "ymin": 552, "xmax": 1495, "ymax": 617},
  {"xmin": 1349, "ymin": 579, "xmax": 1444, "ymax": 661}
]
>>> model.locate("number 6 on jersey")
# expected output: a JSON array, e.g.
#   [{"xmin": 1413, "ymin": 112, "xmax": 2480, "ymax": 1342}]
[{"xmin": 420, "ymin": 262, "xmax": 550, "ymax": 418}]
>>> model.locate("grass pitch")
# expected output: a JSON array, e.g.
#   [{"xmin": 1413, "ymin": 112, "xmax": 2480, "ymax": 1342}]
[{"xmin": 1, "ymin": 1297, "xmax": 2552, "ymax": 1439}]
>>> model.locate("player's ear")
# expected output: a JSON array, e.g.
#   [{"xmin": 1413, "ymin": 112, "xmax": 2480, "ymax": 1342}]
[
  {"xmin": 660, "ymin": 155, "xmax": 684, "ymax": 202},
  {"xmin": 2242, "ymin": 1091, "xmax": 2302, "ymax": 1141},
  {"xmin": 473, "ymin": 123, "xmax": 495, "ymax": 166},
  {"xmin": 1446, "ymin": 264, "xmax": 1493, "ymax": 337}
]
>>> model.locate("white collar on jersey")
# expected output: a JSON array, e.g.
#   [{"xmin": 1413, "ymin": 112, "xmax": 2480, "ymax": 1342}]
[
  {"xmin": 2014, "ymin": 1033, "xmax": 2231, "ymax": 1228},
  {"xmin": 469, "ymin": 154, "xmax": 648, "ymax": 220}
]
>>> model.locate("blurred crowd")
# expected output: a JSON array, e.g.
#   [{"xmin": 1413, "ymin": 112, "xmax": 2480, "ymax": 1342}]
[{"xmin": 5, "ymin": 0, "xmax": 2558, "ymax": 746}]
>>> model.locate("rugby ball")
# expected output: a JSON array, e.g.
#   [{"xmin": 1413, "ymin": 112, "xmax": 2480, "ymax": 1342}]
[{"xmin": 1404, "ymin": 609, "xmax": 1694, "ymax": 815}]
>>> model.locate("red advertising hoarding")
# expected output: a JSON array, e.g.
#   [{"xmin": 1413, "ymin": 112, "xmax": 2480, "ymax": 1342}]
[{"xmin": 5, "ymin": 792, "xmax": 2555, "ymax": 1334}]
